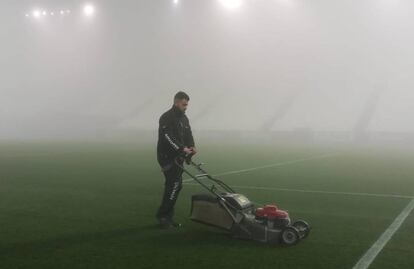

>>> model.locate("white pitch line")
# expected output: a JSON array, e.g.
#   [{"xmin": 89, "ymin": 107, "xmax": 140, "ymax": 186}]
[
  {"xmin": 182, "ymin": 152, "xmax": 413, "ymax": 199},
  {"xmin": 183, "ymin": 152, "xmax": 340, "ymax": 183},
  {"xmin": 183, "ymin": 183, "xmax": 414, "ymax": 200},
  {"xmin": 352, "ymin": 199, "xmax": 414, "ymax": 269}
]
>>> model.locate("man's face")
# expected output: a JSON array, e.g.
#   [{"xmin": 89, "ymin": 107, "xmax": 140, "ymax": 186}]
[{"xmin": 175, "ymin": 99, "xmax": 189, "ymax": 113}]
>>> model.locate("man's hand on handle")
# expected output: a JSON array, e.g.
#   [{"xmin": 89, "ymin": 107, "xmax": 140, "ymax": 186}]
[
  {"xmin": 183, "ymin": 147, "xmax": 197, "ymax": 155},
  {"xmin": 183, "ymin": 147, "xmax": 193, "ymax": 155},
  {"xmin": 182, "ymin": 147, "xmax": 197, "ymax": 165}
]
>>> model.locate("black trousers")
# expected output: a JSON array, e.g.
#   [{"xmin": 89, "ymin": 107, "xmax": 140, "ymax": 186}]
[{"xmin": 156, "ymin": 162, "xmax": 184, "ymax": 220}]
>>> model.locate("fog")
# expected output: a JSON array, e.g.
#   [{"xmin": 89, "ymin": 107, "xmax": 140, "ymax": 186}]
[{"xmin": 1, "ymin": 0, "xmax": 414, "ymax": 144}]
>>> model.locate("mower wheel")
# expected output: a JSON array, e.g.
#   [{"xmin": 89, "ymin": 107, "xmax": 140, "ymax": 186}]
[
  {"xmin": 281, "ymin": 226, "xmax": 300, "ymax": 246},
  {"xmin": 292, "ymin": 220, "xmax": 310, "ymax": 239}
]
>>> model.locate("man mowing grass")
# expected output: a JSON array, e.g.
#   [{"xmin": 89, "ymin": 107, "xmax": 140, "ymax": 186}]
[{"xmin": 156, "ymin": 91, "xmax": 197, "ymax": 229}]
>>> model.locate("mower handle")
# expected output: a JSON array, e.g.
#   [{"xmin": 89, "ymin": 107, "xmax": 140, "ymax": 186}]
[{"xmin": 174, "ymin": 155, "xmax": 236, "ymax": 196}]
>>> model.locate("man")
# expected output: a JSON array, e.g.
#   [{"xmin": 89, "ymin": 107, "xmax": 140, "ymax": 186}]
[{"xmin": 156, "ymin": 91, "xmax": 197, "ymax": 229}]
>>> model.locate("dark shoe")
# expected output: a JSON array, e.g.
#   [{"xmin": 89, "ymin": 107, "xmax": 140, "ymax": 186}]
[
  {"xmin": 157, "ymin": 218, "xmax": 182, "ymax": 229},
  {"xmin": 170, "ymin": 220, "xmax": 182, "ymax": 228},
  {"xmin": 158, "ymin": 217, "xmax": 171, "ymax": 229}
]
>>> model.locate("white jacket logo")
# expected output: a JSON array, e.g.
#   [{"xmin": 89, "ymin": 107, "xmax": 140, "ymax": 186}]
[{"xmin": 169, "ymin": 182, "xmax": 180, "ymax": 200}]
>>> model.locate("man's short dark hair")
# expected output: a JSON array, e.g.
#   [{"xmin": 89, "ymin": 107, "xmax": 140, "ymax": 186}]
[{"xmin": 174, "ymin": 91, "xmax": 190, "ymax": 102}]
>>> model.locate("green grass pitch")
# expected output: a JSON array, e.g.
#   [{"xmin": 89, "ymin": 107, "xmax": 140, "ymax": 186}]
[{"xmin": 0, "ymin": 141, "xmax": 413, "ymax": 269}]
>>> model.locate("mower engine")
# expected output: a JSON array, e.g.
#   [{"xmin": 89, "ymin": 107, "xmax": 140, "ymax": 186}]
[{"xmin": 255, "ymin": 205, "xmax": 290, "ymax": 229}]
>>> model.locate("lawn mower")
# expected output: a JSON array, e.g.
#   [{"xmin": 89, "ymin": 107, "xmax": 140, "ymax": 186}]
[{"xmin": 176, "ymin": 154, "xmax": 311, "ymax": 246}]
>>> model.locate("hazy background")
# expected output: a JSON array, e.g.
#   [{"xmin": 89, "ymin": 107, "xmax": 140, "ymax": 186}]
[{"xmin": 1, "ymin": 0, "xmax": 413, "ymax": 144}]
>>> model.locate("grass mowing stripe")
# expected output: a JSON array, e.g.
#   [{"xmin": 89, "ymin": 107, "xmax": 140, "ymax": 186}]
[
  {"xmin": 183, "ymin": 183, "xmax": 414, "ymax": 199},
  {"xmin": 183, "ymin": 152, "xmax": 340, "ymax": 183},
  {"xmin": 352, "ymin": 199, "xmax": 414, "ymax": 269}
]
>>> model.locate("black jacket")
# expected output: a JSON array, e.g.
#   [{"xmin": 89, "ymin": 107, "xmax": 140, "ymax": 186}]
[{"xmin": 157, "ymin": 105, "xmax": 195, "ymax": 168}]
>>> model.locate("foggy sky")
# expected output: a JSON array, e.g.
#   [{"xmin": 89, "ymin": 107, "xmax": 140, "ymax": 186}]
[{"xmin": 1, "ymin": 0, "xmax": 414, "ymax": 139}]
